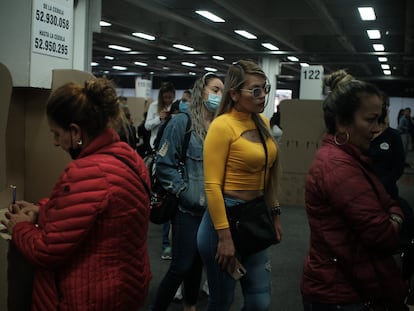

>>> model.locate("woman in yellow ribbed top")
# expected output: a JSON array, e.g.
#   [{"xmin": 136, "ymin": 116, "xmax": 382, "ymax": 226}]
[{"xmin": 197, "ymin": 60, "xmax": 282, "ymax": 311}]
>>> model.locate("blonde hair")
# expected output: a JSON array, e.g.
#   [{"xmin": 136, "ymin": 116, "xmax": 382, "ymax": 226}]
[{"xmin": 190, "ymin": 73, "xmax": 220, "ymax": 141}]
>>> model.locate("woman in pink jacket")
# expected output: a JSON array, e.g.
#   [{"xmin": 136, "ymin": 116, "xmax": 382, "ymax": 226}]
[
  {"xmin": 301, "ymin": 70, "xmax": 407, "ymax": 310},
  {"xmin": 2, "ymin": 78, "xmax": 152, "ymax": 311}
]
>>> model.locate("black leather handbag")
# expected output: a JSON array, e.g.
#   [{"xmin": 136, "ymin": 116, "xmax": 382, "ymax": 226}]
[{"xmin": 225, "ymin": 195, "xmax": 277, "ymax": 256}]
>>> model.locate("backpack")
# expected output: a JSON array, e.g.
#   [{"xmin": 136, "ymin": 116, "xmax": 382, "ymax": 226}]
[{"xmin": 145, "ymin": 113, "xmax": 192, "ymax": 224}]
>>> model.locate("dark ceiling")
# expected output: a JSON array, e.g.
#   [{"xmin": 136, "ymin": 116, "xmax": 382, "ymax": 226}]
[{"xmin": 92, "ymin": 0, "xmax": 414, "ymax": 96}]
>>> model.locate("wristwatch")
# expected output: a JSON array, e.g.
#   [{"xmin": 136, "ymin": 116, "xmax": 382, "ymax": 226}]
[
  {"xmin": 390, "ymin": 214, "xmax": 403, "ymax": 227},
  {"xmin": 271, "ymin": 206, "xmax": 281, "ymax": 216}
]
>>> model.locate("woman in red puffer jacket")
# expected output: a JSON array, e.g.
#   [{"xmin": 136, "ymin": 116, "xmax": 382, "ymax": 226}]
[
  {"xmin": 301, "ymin": 70, "xmax": 407, "ymax": 311},
  {"xmin": 2, "ymin": 78, "xmax": 152, "ymax": 311}
]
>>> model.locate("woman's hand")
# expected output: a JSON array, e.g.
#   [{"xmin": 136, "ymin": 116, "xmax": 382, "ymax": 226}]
[
  {"xmin": 215, "ymin": 228, "xmax": 236, "ymax": 271},
  {"xmin": 273, "ymin": 215, "xmax": 283, "ymax": 242},
  {"xmin": 18, "ymin": 200, "xmax": 39, "ymax": 216},
  {"xmin": 2, "ymin": 201, "xmax": 39, "ymax": 234},
  {"xmin": 159, "ymin": 110, "xmax": 169, "ymax": 120}
]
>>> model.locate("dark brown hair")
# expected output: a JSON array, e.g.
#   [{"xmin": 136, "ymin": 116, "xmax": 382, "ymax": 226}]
[
  {"xmin": 323, "ymin": 69, "xmax": 381, "ymax": 134},
  {"xmin": 46, "ymin": 78, "xmax": 120, "ymax": 138}
]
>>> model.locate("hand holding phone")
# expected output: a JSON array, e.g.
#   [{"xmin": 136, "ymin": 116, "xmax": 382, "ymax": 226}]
[{"xmin": 227, "ymin": 257, "xmax": 247, "ymax": 280}]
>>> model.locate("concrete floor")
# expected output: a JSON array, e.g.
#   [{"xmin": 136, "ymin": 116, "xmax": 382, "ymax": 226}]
[{"xmin": 142, "ymin": 151, "xmax": 414, "ymax": 311}]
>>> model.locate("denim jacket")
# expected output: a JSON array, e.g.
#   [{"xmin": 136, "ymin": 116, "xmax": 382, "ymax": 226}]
[{"xmin": 155, "ymin": 113, "xmax": 207, "ymax": 216}]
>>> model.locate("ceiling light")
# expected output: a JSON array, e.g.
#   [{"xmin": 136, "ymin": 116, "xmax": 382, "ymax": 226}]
[
  {"xmin": 287, "ymin": 56, "xmax": 299, "ymax": 62},
  {"xmin": 367, "ymin": 30, "xmax": 381, "ymax": 39},
  {"xmin": 134, "ymin": 61, "xmax": 148, "ymax": 66},
  {"xmin": 91, "ymin": 62, "xmax": 99, "ymax": 66},
  {"xmin": 195, "ymin": 10, "xmax": 225, "ymax": 22},
  {"xmin": 358, "ymin": 7, "xmax": 376, "ymax": 21},
  {"xmin": 103, "ymin": 70, "xmax": 109, "ymax": 74},
  {"xmin": 104, "ymin": 56, "xmax": 114, "ymax": 60},
  {"xmin": 132, "ymin": 32, "xmax": 155, "ymax": 41},
  {"xmin": 373, "ymin": 44, "xmax": 385, "ymax": 51},
  {"xmin": 100, "ymin": 21, "xmax": 112, "ymax": 26},
  {"xmin": 112, "ymin": 65, "xmax": 127, "ymax": 70},
  {"xmin": 212, "ymin": 55, "xmax": 224, "ymax": 61},
  {"xmin": 173, "ymin": 44, "xmax": 194, "ymax": 51},
  {"xmin": 381, "ymin": 64, "xmax": 390, "ymax": 70},
  {"xmin": 234, "ymin": 30, "xmax": 257, "ymax": 39},
  {"xmin": 300, "ymin": 63, "xmax": 309, "ymax": 67},
  {"xmin": 261, "ymin": 43, "xmax": 279, "ymax": 51},
  {"xmin": 162, "ymin": 67, "xmax": 170, "ymax": 70},
  {"xmin": 157, "ymin": 55, "xmax": 167, "ymax": 60},
  {"xmin": 189, "ymin": 72, "xmax": 197, "ymax": 76},
  {"xmin": 383, "ymin": 70, "xmax": 391, "ymax": 75},
  {"xmin": 108, "ymin": 45, "xmax": 131, "ymax": 52},
  {"xmin": 204, "ymin": 67, "xmax": 218, "ymax": 72},
  {"xmin": 181, "ymin": 62, "xmax": 196, "ymax": 67},
  {"xmin": 378, "ymin": 57, "xmax": 388, "ymax": 62}
]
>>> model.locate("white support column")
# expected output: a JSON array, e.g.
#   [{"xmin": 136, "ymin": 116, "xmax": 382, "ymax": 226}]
[
  {"xmin": 73, "ymin": 0, "xmax": 101, "ymax": 72},
  {"xmin": 259, "ymin": 57, "xmax": 280, "ymax": 120}
]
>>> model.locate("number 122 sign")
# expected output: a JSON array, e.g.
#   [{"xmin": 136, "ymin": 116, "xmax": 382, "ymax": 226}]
[{"xmin": 299, "ymin": 65, "xmax": 324, "ymax": 100}]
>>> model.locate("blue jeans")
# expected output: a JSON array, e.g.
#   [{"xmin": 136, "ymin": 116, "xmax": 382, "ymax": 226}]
[
  {"xmin": 197, "ymin": 198, "xmax": 272, "ymax": 311},
  {"xmin": 162, "ymin": 221, "xmax": 170, "ymax": 249},
  {"xmin": 151, "ymin": 209, "xmax": 203, "ymax": 310},
  {"xmin": 303, "ymin": 301, "xmax": 370, "ymax": 311}
]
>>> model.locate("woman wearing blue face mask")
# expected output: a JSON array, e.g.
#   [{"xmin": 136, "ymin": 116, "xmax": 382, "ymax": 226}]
[{"xmin": 150, "ymin": 72, "xmax": 223, "ymax": 311}]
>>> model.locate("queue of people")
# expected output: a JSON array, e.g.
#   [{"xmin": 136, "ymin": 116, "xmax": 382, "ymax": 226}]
[{"xmin": 1, "ymin": 61, "xmax": 412, "ymax": 311}]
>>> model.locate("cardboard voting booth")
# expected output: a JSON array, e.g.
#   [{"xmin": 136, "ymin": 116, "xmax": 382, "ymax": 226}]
[{"xmin": 278, "ymin": 99, "xmax": 325, "ymax": 206}]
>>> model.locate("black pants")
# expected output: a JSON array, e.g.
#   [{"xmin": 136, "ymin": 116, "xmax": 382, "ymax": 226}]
[{"xmin": 7, "ymin": 243, "xmax": 34, "ymax": 311}]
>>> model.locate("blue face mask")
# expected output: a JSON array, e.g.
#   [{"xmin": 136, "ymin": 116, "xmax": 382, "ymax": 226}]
[
  {"xmin": 179, "ymin": 100, "xmax": 189, "ymax": 113},
  {"xmin": 204, "ymin": 93, "xmax": 221, "ymax": 112}
]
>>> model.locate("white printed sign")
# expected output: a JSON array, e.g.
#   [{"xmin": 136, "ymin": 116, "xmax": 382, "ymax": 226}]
[
  {"xmin": 135, "ymin": 77, "xmax": 152, "ymax": 98},
  {"xmin": 299, "ymin": 65, "xmax": 324, "ymax": 100},
  {"xmin": 31, "ymin": 0, "xmax": 73, "ymax": 60}
]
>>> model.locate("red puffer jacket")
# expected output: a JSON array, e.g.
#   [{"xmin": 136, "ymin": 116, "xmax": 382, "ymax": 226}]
[
  {"xmin": 12, "ymin": 129, "xmax": 152, "ymax": 311},
  {"xmin": 301, "ymin": 134, "xmax": 407, "ymax": 306}
]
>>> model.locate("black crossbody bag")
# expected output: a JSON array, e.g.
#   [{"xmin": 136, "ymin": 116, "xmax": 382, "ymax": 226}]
[{"xmin": 225, "ymin": 130, "xmax": 278, "ymax": 256}]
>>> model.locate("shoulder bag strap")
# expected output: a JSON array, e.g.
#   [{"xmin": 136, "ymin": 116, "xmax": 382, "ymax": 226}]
[
  {"xmin": 178, "ymin": 113, "xmax": 192, "ymax": 164},
  {"xmin": 257, "ymin": 128, "xmax": 268, "ymax": 188},
  {"xmin": 103, "ymin": 153, "xmax": 151, "ymax": 198}
]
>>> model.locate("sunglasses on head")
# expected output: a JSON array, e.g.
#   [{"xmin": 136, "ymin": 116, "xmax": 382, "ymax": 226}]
[{"xmin": 240, "ymin": 84, "xmax": 271, "ymax": 98}]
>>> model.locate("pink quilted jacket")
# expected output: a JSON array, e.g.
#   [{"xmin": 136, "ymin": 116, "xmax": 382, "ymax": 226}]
[{"xmin": 13, "ymin": 129, "xmax": 152, "ymax": 311}]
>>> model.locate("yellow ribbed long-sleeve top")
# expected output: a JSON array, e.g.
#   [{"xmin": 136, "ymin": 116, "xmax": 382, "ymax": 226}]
[{"xmin": 203, "ymin": 109, "xmax": 277, "ymax": 230}]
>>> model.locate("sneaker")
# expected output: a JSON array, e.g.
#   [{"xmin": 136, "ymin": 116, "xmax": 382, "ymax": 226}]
[
  {"xmin": 173, "ymin": 284, "xmax": 183, "ymax": 302},
  {"xmin": 161, "ymin": 246, "xmax": 172, "ymax": 260}
]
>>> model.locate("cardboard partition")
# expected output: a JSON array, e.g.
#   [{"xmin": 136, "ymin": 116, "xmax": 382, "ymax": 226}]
[
  {"xmin": 279, "ymin": 99, "xmax": 325, "ymax": 141},
  {"xmin": 51, "ymin": 69, "xmax": 95, "ymax": 92},
  {"xmin": 25, "ymin": 70, "xmax": 97, "ymax": 201},
  {"xmin": 125, "ymin": 97, "xmax": 149, "ymax": 126},
  {"xmin": 279, "ymin": 139, "xmax": 321, "ymax": 173},
  {"xmin": 0, "ymin": 63, "xmax": 13, "ymax": 311},
  {"xmin": 279, "ymin": 172, "xmax": 307, "ymax": 207},
  {"xmin": 278, "ymin": 99, "xmax": 326, "ymax": 206},
  {"xmin": 0, "ymin": 63, "xmax": 12, "ymax": 191}
]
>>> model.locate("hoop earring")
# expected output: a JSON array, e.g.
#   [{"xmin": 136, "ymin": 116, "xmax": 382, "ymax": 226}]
[
  {"xmin": 77, "ymin": 139, "xmax": 83, "ymax": 146},
  {"xmin": 334, "ymin": 131, "xmax": 349, "ymax": 146}
]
